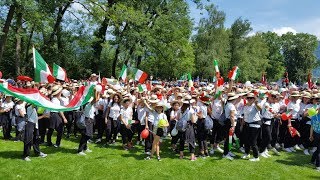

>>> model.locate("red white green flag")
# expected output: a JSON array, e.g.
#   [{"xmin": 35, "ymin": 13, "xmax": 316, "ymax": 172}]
[
  {"xmin": 0, "ymin": 82, "xmax": 94, "ymax": 111},
  {"xmin": 188, "ymin": 73, "xmax": 195, "ymax": 91},
  {"xmin": 134, "ymin": 68, "xmax": 148, "ymax": 83},
  {"xmin": 119, "ymin": 64, "xmax": 127, "ymax": 81},
  {"xmin": 228, "ymin": 66, "xmax": 240, "ymax": 80},
  {"xmin": 53, "ymin": 63, "xmax": 68, "ymax": 82},
  {"xmin": 33, "ymin": 47, "xmax": 55, "ymax": 83},
  {"xmin": 138, "ymin": 84, "xmax": 151, "ymax": 93}
]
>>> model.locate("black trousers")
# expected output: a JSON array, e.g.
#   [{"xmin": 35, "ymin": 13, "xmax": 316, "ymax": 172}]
[
  {"xmin": 47, "ymin": 123, "xmax": 63, "ymax": 146},
  {"xmin": 1, "ymin": 114, "xmax": 12, "ymax": 139},
  {"xmin": 271, "ymin": 118, "xmax": 280, "ymax": 147},
  {"xmin": 106, "ymin": 118, "xmax": 119, "ymax": 142},
  {"xmin": 23, "ymin": 122, "xmax": 41, "ymax": 158},
  {"xmin": 120, "ymin": 124, "xmax": 133, "ymax": 145},
  {"xmin": 196, "ymin": 119, "xmax": 208, "ymax": 152},
  {"xmin": 96, "ymin": 110, "xmax": 105, "ymax": 139},
  {"xmin": 38, "ymin": 117, "xmax": 49, "ymax": 143},
  {"xmin": 244, "ymin": 123, "xmax": 261, "ymax": 158},
  {"xmin": 73, "ymin": 111, "xmax": 81, "ymax": 136},
  {"xmin": 64, "ymin": 111, "xmax": 73, "ymax": 135},
  {"xmin": 179, "ymin": 130, "xmax": 195, "ymax": 153},
  {"xmin": 145, "ymin": 121, "xmax": 154, "ymax": 153},
  {"xmin": 311, "ymin": 132, "xmax": 320, "ymax": 167},
  {"xmin": 135, "ymin": 122, "xmax": 144, "ymax": 141},
  {"xmin": 223, "ymin": 119, "xmax": 231, "ymax": 156},
  {"xmin": 260, "ymin": 122, "xmax": 272, "ymax": 153},
  {"xmin": 210, "ymin": 119, "xmax": 224, "ymax": 144},
  {"xmin": 279, "ymin": 120, "xmax": 295, "ymax": 148},
  {"xmin": 235, "ymin": 118, "xmax": 244, "ymax": 147},
  {"xmin": 78, "ymin": 129, "xmax": 90, "ymax": 153}
]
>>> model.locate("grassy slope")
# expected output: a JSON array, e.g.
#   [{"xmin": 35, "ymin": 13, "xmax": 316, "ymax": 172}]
[{"xmin": 0, "ymin": 134, "xmax": 319, "ymax": 180}]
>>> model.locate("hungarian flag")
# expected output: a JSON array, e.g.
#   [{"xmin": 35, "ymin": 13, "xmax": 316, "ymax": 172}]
[
  {"xmin": 215, "ymin": 77, "xmax": 224, "ymax": 98},
  {"xmin": 138, "ymin": 84, "xmax": 151, "ymax": 93},
  {"xmin": 179, "ymin": 73, "xmax": 188, "ymax": 80},
  {"xmin": 188, "ymin": 73, "xmax": 195, "ymax": 91},
  {"xmin": 53, "ymin": 63, "xmax": 68, "ymax": 82},
  {"xmin": 0, "ymin": 82, "xmax": 94, "ymax": 111},
  {"xmin": 101, "ymin": 77, "xmax": 118, "ymax": 85},
  {"xmin": 134, "ymin": 68, "xmax": 148, "ymax": 83},
  {"xmin": 119, "ymin": 64, "xmax": 127, "ymax": 81},
  {"xmin": 228, "ymin": 129, "xmax": 240, "ymax": 151},
  {"xmin": 213, "ymin": 59, "xmax": 220, "ymax": 78},
  {"xmin": 307, "ymin": 72, "xmax": 313, "ymax": 89},
  {"xmin": 33, "ymin": 47, "xmax": 55, "ymax": 83},
  {"xmin": 228, "ymin": 66, "xmax": 240, "ymax": 80}
]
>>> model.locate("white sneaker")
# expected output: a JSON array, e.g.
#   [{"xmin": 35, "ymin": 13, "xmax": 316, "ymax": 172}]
[
  {"xmin": 228, "ymin": 152, "xmax": 236, "ymax": 157},
  {"xmin": 265, "ymin": 152, "xmax": 272, "ymax": 157},
  {"xmin": 195, "ymin": 143, "xmax": 198, "ymax": 147},
  {"xmin": 95, "ymin": 138, "xmax": 102, "ymax": 143},
  {"xmin": 136, "ymin": 141, "xmax": 140, "ymax": 145},
  {"xmin": 209, "ymin": 149, "xmax": 215, "ymax": 155},
  {"xmin": 290, "ymin": 147, "xmax": 296, "ymax": 152},
  {"xmin": 249, "ymin": 157, "xmax": 260, "ymax": 162},
  {"xmin": 310, "ymin": 147, "xmax": 317, "ymax": 154},
  {"xmin": 285, "ymin": 148, "xmax": 292, "ymax": 153},
  {"xmin": 39, "ymin": 152, "xmax": 47, "ymax": 158},
  {"xmin": 141, "ymin": 141, "xmax": 145, "ymax": 146},
  {"xmin": 223, "ymin": 154, "xmax": 234, "ymax": 161},
  {"xmin": 239, "ymin": 147, "xmax": 245, "ymax": 153},
  {"xmin": 216, "ymin": 146, "xmax": 224, "ymax": 153},
  {"xmin": 86, "ymin": 149, "xmax": 92, "ymax": 153},
  {"xmin": 145, "ymin": 152, "xmax": 151, "ymax": 155},
  {"xmin": 316, "ymin": 167, "xmax": 320, "ymax": 172},
  {"xmin": 304, "ymin": 149, "xmax": 310, "ymax": 155},
  {"xmin": 298, "ymin": 144, "xmax": 305, "ymax": 150},
  {"xmin": 275, "ymin": 143, "xmax": 281, "ymax": 149},
  {"xmin": 294, "ymin": 145, "xmax": 301, "ymax": 151},
  {"xmin": 78, "ymin": 151, "xmax": 87, "ymax": 156},
  {"xmin": 23, "ymin": 157, "xmax": 31, "ymax": 161},
  {"xmin": 271, "ymin": 148, "xmax": 280, "ymax": 155},
  {"xmin": 242, "ymin": 154, "xmax": 250, "ymax": 159},
  {"xmin": 260, "ymin": 152, "xmax": 269, "ymax": 158}
]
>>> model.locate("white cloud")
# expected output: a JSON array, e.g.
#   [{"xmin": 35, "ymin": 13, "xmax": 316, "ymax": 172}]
[
  {"xmin": 272, "ymin": 27, "xmax": 297, "ymax": 36},
  {"xmin": 295, "ymin": 18, "xmax": 320, "ymax": 40}
]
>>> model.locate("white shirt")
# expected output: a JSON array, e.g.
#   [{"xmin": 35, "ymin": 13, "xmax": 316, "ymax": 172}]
[
  {"xmin": 153, "ymin": 112, "xmax": 167, "ymax": 128},
  {"xmin": 137, "ymin": 105, "xmax": 147, "ymax": 125},
  {"xmin": 178, "ymin": 108, "xmax": 194, "ymax": 122},
  {"xmin": 51, "ymin": 97, "xmax": 62, "ymax": 113},
  {"xmin": 108, "ymin": 102, "xmax": 121, "ymax": 120},
  {"xmin": 170, "ymin": 110, "xmax": 179, "ymax": 120},
  {"xmin": 84, "ymin": 103, "xmax": 95, "ymax": 119},
  {"xmin": 146, "ymin": 108, "xmax": 155, "ymax": 123},
  {"xmin": 120, "ymin": 107, "xmax": 133, "ymax": 125},
  {"xmin": 235, "ymin": 99, "xmax": 245, "ymax": 119},
  {"xmin": 244, "ymin": 104, "xmax": 261, "ymax": 123},
  {"xmin": 60, "ymin": 97, "xmax": 69, "ymax": 106},
  {"xmin": 225, "ymin": 102, "xmax": 237, "ymax": 119},
  {"xmin": 1, "ymin": 100, "xmax": 14, "ymax": 111},
  {"xmin": 197, "ymin": 101, "xmax": 207, "ymax": 119},
  {"xmin": 27, "ymin": 106, "xmax": 38, "ymax": 125},
  {"xmin": 262, "ymin": 101, "xmax": 274, "ymax": 119},
  {"xmin": 287, "ymin": 101, "xmax": 300, "ymax": 119},
  {"xmin": 15, "ymin": 103, "xmax": 26, "ymax": 116},
  {"xmin": 211, "ymin": 99, "xmax": 223, "ymax": 119}
]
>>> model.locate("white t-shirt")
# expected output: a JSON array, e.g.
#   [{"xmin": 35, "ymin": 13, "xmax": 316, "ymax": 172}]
[
  {"xmin": 51, "ymin": 97, "xmax": 62, "ymax": 113},
  {"xmin": 262, "ymin": 101, "xmax": 274, "ymax": 119},
  {"xmin": 244, "ymin": 104, "xmax": 261, "ymax": 123},
  {"xmin": 137, "ymin": 106, "xmax": 147, "ymax": 125},
  {"xmin": 197, "ymin": 102, "xmax": 207, "ymax": 119},
  {"xmin": 153, "ymin": 112, "xmax": 167, "ymax": 128},
  {"xmin": 60, "ymin": 97, "xmax": 69, "ymax": 106},
  {"xmin": 15, "ymin": 103, "xmax": 26, "ymax": 116},
  {"xmin": 178, "ymin": 108, "xmax": 194, "ymax": 122},
  {"xmin": 1, "ymin": 101, "xmax": 14, "ymax": 111},
  {"xmin": 120, "ymin": 107, "xmax": 133, "ymax": 125},
  {"xmin": 170, "ymin": 110, "xmax": 179, "ymax": 120},
  {"xmin": 84, "ymin": 103, "xmax": 95, "ymax": 119},
  {"xmin": 235, "ymin": 99, "xmax": 245, "ymax": 119},
  {"xmin": 211, "ymin": 99, "xmax": 223, "ymax": 119},
  {"xmin": 108, "ymin": 102, "xmax": 121, "ymax": 120},
  {"xmin": 225, "ymin": 102, "xmax": 237, "ymax": 119},
  {"xmin": 287, "ymin": 101, "xmax": 300, "ymax": 119},
  {"xmin": 146, "ymin": 108, "xmax": 155, "ymax": 123}
]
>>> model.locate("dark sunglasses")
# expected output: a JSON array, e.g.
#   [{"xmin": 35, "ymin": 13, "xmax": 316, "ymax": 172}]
[{"xmin": 247, "ymin": 97, "xmax": 255, "ymax": 100}]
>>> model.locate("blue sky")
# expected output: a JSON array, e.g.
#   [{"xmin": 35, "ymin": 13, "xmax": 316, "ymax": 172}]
[{"xmin": 188, "ymin": 0, "xmax": 320, "ymax": 38}]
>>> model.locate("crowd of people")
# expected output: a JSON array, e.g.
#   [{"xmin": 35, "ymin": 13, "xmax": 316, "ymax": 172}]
[{"xmin": 1, "ymin": 73, "xmax": 320, "ymax": 172}]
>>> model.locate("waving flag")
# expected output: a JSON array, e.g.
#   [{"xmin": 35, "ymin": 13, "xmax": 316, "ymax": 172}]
[
  {"xmin": 0, "ymin": 82, "xmax": 94, "ymax": 111},
  {"xmin": 308, "ymin": 72, "xmax": 313, "ymax": 89},
  {"xmin": 188, "ymin": 73, "xmax": 195, "ymax": 91},
  {"xmin": 228, "ymin": 66, "xmax": 240, "ymax": 80},
  {"xmin": 53, "ymin": 63, "xmax": 68, "ymax": 82},
  {"xmin": 213, "ymin": 59, "xmax": 220, "ymax": 78},
  {"xmin": 134, "ymin": 68, "xmax": 148, "ymax": 83},
  {"xmin": 33, "ymin": 47, "xmax": 55, "ymax": 83},
  {"xmin": 119, "ymin": 64, "xmax": 128, "ymax": 81}
]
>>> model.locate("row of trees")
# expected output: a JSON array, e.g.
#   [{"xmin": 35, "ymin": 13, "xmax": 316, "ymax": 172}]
[{"xmin": 0, "ymin": 0, "xmax": 318, "ymax": 82}]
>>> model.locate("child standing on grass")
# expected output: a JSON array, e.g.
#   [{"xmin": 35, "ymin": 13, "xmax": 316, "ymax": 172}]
[
  {"xmin": 119, "ymin": 97, "xmax": 133, "ymax": 150},
  {"xmin": 145, "ymin": 101, "xmax": 168, "ymax": 161}
]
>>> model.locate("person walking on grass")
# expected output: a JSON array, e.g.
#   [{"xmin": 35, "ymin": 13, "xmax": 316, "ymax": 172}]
[{"xmin": 119, "ymin": 97, "xmax": 134, "ymax": 150}]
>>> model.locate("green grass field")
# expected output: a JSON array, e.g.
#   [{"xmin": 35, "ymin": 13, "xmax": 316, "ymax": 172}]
[{"xmin": 0, "ymin": 133, "xmax": 319, "ymax": 180}]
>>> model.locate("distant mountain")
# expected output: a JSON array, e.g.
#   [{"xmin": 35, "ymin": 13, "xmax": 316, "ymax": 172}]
[{"xmin": 313, "ymin": 41, "xmax": 320, "ymax": 77}]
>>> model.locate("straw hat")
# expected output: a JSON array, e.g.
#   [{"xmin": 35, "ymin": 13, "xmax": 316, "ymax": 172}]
[
  {"xmin": 176, "ymin": 93, "xmax": 183, "ymax": 98},
  {"xmin": 227, "ymin": 92, "xmax": 239, "ymax": 101},
  {"xmin": 121, "ymin": 96, "xmax": 132, "ymax": 104},
  {"xmin": 91, "ymin": 73, "xmax": 97, "ymax": 77},
  {"xmin": 170, "ymin": 100, "xmax": 182, "ymax": 107},
  {"xmin": 290, "ymin": 91, "xmax": 300, "ymax": 97},
  {"xmin": 154, "ymin": 101, "xmax": 166, "ymax": 109},
  {"xmin": 246, "ymin": 93, "xmax": 255, "ymax": 98},
  {"xmin": 148, "ymin": 95, "xmax": 160, "ymax": 104},
  {"xmin": 51, "ymin": 85, "xmax": 63, "ymax": 96},
  {"xmin": 302, "ymin": 92, "xmax": 311, "ymax": 99},
  {"xmin": 182, "ymin": 95, "xmax": 195, "ymax": 104},
  {"xmin": 110, "ymin": 92, "xmax": 123, "ymax": 101}
]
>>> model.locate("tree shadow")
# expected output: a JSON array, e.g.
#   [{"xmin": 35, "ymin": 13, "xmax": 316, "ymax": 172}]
[
  {"xmin": 0, "ymin": 150, "xmax": 22, "ymax": 159},
  {"xmin": 275, "ymin": 153, "xmax": 311, "ymax": 167}
]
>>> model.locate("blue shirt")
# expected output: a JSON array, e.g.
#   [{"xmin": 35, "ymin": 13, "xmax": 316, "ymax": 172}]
[{"xmin": 311, "ymin": 114, "xmax": 320, "ymax": 134}]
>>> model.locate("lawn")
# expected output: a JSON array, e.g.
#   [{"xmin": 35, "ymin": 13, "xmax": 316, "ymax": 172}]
[{"xmin": 0, "ymin": 133, "xmax": 319, "ymax": 180}]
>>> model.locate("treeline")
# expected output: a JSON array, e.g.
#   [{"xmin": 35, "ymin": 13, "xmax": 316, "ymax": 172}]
[{"xmin": 0, "ymin": 0, "xmax": 318, "ymax": 82}]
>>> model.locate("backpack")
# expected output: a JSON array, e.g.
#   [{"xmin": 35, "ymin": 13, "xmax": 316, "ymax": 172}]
[
  {"xmin": 176, "ymin": 119, "xmax": 187, "ymax": 132},
  {"xmin": 76, "ymin": 113, "xmax": 86, "ymax": 129},
  {"xmin": 205, "ymin": 116, "xmax": 214, "ymax": 130}
]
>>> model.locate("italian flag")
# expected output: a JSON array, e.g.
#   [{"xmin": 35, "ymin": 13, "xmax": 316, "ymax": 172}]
[
  {"xmin": 134, "ymin": 68, "xmax": 148, "ymax": 84},
  {"xmin": 101, "ymin": 77, "xmax": 118, "ymax": 85},
  {"xmin": 213, "ymin": 59, "xmax": 220, "ymax": 77},
  {"xmin": 188, "ymin": 73, "xmax": 195, "ymax": 91},
  {"xmin": 228, "ymin": 129, "xmax": 240, "ymax": 151},
  {"xmin": 53, "ymin": 63, "xmax": 68, "ymax": 82},
  {"xmin": 33, "ymin": 47, "xmax": 55, "ymax": 83},
  {"xmin": 228, "ymin": 66, "xmax": 240, "ymax": 80},
  {"xmin": 215, "ymin": 77, "xmax": 224, "ymax": 98},
  {"xmin": 0, "ymin": 82, "xmax": 94, "ymax": 112},
  {"xmin": 119, "ymin": 64, "xmax": 127, "ymax": 81},
  {"xmin": 138, "ymin": 84, "xmax": 151, "ymax": 93}
]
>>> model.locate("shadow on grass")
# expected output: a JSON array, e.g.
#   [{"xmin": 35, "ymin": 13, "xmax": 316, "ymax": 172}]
[
  {"xmin": 0, "ymin": 151, "xmax": 22, "ymax": 159},
  {"xmin": 275, "ymin": 153, "xmax": 311, "ymax": 167},
  {"xmin": 40, "ymin": 146, "xmax": 76, "ymax": 155}
]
